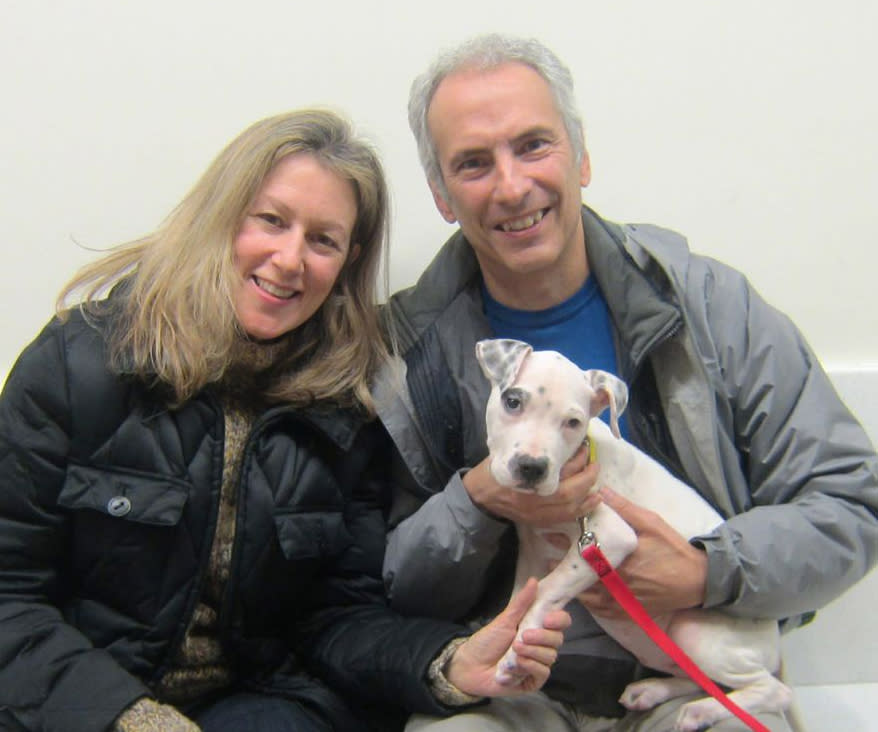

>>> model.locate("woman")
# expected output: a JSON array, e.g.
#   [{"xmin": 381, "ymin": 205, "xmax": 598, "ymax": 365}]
[{"xmin": 0, "ymin": 110, "xmax": 569, "ymax": 732}]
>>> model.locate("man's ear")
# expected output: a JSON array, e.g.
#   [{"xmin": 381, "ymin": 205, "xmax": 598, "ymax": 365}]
[
  {"xmin": 579, "ymin": 148, "xmax": 592, "ymax": 188},
  {"xmin": 429, "ymin": 180, "xmax": 457, "ymax": 223}
]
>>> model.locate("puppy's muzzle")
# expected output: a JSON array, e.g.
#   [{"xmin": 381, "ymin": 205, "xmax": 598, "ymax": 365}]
[{"xmin": 510, "ymin": 454, "xmax": 549, "ymax": 489}]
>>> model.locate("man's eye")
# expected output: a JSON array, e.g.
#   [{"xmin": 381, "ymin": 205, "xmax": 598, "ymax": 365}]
[
  {"xmin": 457, "ymin": 158, "xmax": 485, "ymax": 172},
  {"xmin": 520, "ymin": 138, "xmax": 548, "ymax": 154}
]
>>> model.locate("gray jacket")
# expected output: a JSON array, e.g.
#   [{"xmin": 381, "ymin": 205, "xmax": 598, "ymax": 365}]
[{"xmin": 375, "ymin": 206, "xmax": 878, "ymax": 712}]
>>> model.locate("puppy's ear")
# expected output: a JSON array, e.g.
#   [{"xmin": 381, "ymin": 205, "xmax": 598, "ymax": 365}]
[
  {"xmin": 476, "ymin": 339, "xmax": 532, "ymax": 391},
  {"xmin": 583, "ymin": 370, "xmax": 629, "ymax": 438}
]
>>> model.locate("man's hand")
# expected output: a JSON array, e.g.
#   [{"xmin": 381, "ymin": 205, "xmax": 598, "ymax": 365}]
[
  {"xmin": 446, "ymin": 578, "xmax": 571, "ymax": 696},
  {"xmin": 463, "ymin": 444, "xmax": 601, "ymax": 526},
  {"xmin": 576, "ymin": 487, "xmax": 708, "ymax": 618}
]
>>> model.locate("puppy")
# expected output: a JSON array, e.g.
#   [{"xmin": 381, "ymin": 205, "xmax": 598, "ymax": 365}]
[{"xmin": 477, "ymin": 338, "xmax": 792, "ymax": 732}]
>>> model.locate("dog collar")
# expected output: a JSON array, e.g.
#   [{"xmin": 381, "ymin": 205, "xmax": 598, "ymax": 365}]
[{"xmin": 585, "ymin": 429, "xmax": 597, "ymax": 465}]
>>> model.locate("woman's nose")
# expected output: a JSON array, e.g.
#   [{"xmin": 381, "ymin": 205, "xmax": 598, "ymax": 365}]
[{"xmin": 272, "ymin": 231, "xmax": 306, "ymax": 273}]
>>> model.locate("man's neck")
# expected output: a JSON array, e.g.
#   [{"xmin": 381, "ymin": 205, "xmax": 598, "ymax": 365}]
[{"xmin": 481, "ymin": 249, "xmax": 590, "ymax": 311}]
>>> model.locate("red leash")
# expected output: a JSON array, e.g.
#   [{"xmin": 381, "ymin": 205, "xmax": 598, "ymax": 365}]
[{"xmin": 578, "ymin": 530, "xmax": 769, "ymax": 732}]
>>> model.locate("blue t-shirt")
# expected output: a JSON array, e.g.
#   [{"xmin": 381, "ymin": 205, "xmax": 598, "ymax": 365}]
[{"xmin": 482, "ymin": 276, "xmax": 629, "ymax": 438}]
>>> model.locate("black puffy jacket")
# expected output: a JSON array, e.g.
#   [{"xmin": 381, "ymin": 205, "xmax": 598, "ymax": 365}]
[{"xmin": 0, "ymin": 308, "xmax": 466, "ymax": 732}]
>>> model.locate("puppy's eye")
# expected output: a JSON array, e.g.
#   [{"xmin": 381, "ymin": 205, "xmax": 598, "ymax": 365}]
[
  {"xmin": 504, "ymin": 395, "xmax": 522, "ymax": 412},
  {"xmin": 501, "ymin": 388, "xmax": 526, "ymax": 414},
  {"xmin": 565, "ymin": 417, "xmax": 583, "ymax": 430}
]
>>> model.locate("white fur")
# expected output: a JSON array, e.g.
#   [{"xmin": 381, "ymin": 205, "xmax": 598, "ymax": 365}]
[{"xmin": 477, "ymin": 339, "xmax": 792, "ymax": 732}]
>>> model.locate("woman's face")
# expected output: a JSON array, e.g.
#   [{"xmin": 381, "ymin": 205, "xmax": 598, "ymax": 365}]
[{"xmin": 233, "ymin": 153, "xmax": 359, "ymax": 341}]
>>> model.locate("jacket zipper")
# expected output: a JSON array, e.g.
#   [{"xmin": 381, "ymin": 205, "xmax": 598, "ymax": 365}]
[
  {"xmin": 151, "ymin": 394, "xmax": 227, "ymax": 684},
  {"xmin": 625, "ymin": 318, "xmax": 691, "ymax": 484}
]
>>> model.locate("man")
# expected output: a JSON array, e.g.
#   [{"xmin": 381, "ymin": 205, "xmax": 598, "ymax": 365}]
[{"xmin": 374, "ymin": 34, "xmax": 878, "ymax": 731}]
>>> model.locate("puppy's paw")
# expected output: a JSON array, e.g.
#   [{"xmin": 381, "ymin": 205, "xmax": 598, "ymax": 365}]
[
  {"xmin": 619, "ymin": 678, "xmax": 673, "ymax": 711},
  {"xmin": 493, "ymin": 650, "xmax": 526, "ymax": 685},
  {"xmin": 674, "ymin": 698, "xmax": 724, "ymax": 732}
]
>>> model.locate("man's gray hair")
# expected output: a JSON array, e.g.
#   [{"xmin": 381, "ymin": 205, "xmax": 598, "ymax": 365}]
[{"xmin": 408, "ymin": 34, "xmax": 585, "ymax": 197}]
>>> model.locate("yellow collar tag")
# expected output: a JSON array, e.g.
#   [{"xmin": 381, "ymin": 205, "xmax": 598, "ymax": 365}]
[{"xmin": 586, "ymin": 429, "xmax": 598, "ymax": 464}]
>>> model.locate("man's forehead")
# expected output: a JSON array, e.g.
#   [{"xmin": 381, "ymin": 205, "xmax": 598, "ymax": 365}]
[
  {"xmin": 430, "ymin": 61, "xmax": 553, "ymax": 110},
  {"xmin": 427, "ymin": 62, "xmax": 564, "ymax": 150}
]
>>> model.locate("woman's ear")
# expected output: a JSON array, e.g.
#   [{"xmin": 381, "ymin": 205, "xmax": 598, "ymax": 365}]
[{"xmin": 348, "ymin": 243, "xmax": 362, "ymax": 263}]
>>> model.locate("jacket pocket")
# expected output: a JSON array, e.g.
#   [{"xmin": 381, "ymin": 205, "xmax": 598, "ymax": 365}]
[
  {"xmin": 59, "ymin": 464, "xmax": 190, "ymax": 526},
  {"xmin": 273, "ymin": 511, "xmax": 352, "ymax": 560}
]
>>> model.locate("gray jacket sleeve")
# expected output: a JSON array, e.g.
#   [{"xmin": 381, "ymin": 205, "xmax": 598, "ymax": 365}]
[
  {"xmin": 687, "ymin": 259, "xmax": 878, "ymax": 622},
  {"xmin": 384, "ymin": 471, "xmax": 510, "ymax": 620}
]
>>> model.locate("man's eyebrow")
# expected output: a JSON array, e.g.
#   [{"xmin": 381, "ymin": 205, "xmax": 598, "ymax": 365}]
[
  {"xmin": 446, "ymin": 126, "xmax": 560, "ymax": 168},
  {"xmin": 513, "ymin": 125, "xmax": 559, "ymax": 143}
]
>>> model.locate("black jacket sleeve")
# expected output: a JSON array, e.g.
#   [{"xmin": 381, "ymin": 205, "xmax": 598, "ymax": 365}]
[
  {"xmin": 0, "ymin": 319, "xmax": 149, "ymax": 732},
  {"xmin": 292, "ymin": 420, "xmax": 472, "ymax": 718}
]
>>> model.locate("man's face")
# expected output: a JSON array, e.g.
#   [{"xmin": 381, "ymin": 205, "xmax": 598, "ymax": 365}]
[{"xmin": 427, "ymin": 62, "xmax": 591, "ymax": 308}]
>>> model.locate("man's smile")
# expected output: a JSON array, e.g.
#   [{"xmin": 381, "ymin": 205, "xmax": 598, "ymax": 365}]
[{"xmin": 497, "ymin": 207, "xmax": 549, "ymax": 233}]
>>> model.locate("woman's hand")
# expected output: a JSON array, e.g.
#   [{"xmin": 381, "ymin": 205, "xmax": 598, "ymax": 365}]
[
  {"xmin": 115, "ymin": 698, "xmax": 201, "ymax": 732},
  {"xmin": 445, "ymin": 578, "xmax": 570, "ymax": 696}
]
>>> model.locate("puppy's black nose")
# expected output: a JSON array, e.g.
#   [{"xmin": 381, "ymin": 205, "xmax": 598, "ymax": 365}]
[{"xmin": 514, "ymin": 455, "xmax": 549, "ymax": 485}]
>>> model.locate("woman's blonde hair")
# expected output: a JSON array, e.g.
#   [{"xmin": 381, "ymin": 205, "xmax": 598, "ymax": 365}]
[{"xmin": 57, "ymin": 109, "xmax": 389, "ymax": 414}]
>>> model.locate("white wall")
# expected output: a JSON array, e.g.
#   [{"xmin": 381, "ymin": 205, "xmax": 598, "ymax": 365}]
[{"xmin": 2, "ymin": 0, "xmax": 877, "ymax": 380}]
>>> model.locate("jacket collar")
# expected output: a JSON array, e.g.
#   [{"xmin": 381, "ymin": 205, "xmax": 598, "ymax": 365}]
[
  {"xmin": 387, "ymin": 228, "xmax": 481, "ymax": 353},
  {"xmin": 581, "ymin": 206, "xmax": 683, "ymax": 376},
  {"xmin": 388, "ymin": 205, "xmax": 684, "ymax": 375},
  {"xmin": 257, "ymin": 402, "xmax": 366, "ymax": 452}
]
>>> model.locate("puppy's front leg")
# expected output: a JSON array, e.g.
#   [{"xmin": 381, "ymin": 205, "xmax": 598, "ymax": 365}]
[
  {"xmin": 524, "ymin": 503, "xmax": 638, "ymax": 629},
  {"xmin": 495, "ymin": 539, "xmax": 598, "ymax": 684},
  {"xmin": 495, "ymin": 505, "xmax": 638, "ymax": 684}
]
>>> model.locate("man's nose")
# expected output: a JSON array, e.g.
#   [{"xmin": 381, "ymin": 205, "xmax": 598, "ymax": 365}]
[{"xmin": 493, "ymin": 154, "xmax": 530, "ymax": 204}]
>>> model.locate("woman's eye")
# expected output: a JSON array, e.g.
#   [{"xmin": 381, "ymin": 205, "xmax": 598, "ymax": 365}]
[
  {"xmin": 256, "ymin": 212, "xmax": 284, "ymax": 228},
  {"xmin": 311, "ymin": 233, "xmax": 341, "ymax": 251}
]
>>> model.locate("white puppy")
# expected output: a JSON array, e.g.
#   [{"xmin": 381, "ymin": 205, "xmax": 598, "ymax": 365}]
[{"xmin": 476, "ymin": 338, "xmax": 792, "ymax": 732}]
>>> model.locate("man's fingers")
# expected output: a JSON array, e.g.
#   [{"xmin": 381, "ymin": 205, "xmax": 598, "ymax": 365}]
[
  {"xmin": 578, "ymin": 484, "xmax": 602, "ymax": 516},
  {"xmin": 559, "ymin": 443, "xmax": 590, "ymax": 479},
  {"xmin": 599, "ymin": 486, "xmax": 653, "ymax": 527},
  {"xmin": 597, "ymin": 486, "xmax": 628, "ymax": 510}
]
